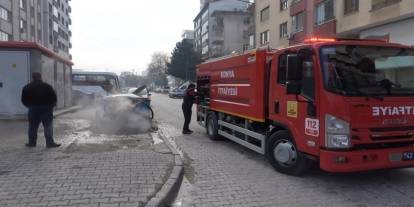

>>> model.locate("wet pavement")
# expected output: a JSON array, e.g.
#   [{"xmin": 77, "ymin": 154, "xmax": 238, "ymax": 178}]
[{"xmin": 0, "ymin": 107, "xmax": 175, "ymax": 207}]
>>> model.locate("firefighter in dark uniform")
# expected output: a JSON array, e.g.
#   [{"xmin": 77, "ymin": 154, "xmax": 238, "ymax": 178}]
[
  {"xmin": 182, "ymin": 83, "xmax": 196, "ymax": 134},
  {"xmin": 21, "ymin": 72, "xmax": 61, "ymax": 148}
]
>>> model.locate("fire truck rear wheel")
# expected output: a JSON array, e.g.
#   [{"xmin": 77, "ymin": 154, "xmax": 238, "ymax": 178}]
[
  {"xmin": 268, "ymin": 130, "xmax": 312, "ymax": 176},
  {"xmin": 206, "ymin": 113, "xmax": 220, "ymax": 140}
]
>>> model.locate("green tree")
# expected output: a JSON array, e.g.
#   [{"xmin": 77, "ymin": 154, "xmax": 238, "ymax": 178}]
[{"xmin": 167, "ymin": 39, "xmax": 201, "ymax": 81}]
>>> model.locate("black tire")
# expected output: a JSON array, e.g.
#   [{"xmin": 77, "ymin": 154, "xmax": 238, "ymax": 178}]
[
  {"xmin": 267, "ymin": 130, "xmax": 312, "ymax": 176},
  {"xmin": 206, "ymin": 112, "xmax": 220, "ymax": 140}
]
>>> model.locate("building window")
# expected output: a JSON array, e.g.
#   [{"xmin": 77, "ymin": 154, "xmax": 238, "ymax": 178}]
[
  {"xmin": 292, "ymin": 12, "xmax": 304, "ymax": 33},
  {"xmin": 315, "ymin": 0, "xmax": 335, "ymax": 25},
  {"xmin": 291, "ymin": 0, "xmax": 301, "ymax": 5},
  {"xmin": 30, "ymin": 6, "xmax": 35, "ymax": 17},
  {"xmin": 37, "ymin": 30, "xmax": 42, "ymax": 41},
  {"xmin": 372, "ymin": 0, "xmax": 401, "ymax": 10},
  {"xmin": 280, "ymin": 0, "xmax": 288, "ymax": 11},
  {"xmin": 19, "ymin": 0, "xmax": 27, "ymax": 9},
  {"xmin": 0, "ymin": 7, "xmax": 10, "ymax": 21},
  {"xmin": 19, "ymin": 19, "xmax": 27, "ymax": 32},
  {"xmin": 30, "ymin": 24, "xmax": 35, "ymax": 36},
  {"xmin": 344, "ymin": 0, "xmax": 359, "ymax": 14},
  {"xmin": 279, "ymin": 22, "xmax": 288, "ymax": 38},
  {"xmin": 260, "ymin": 6, "xmax": 270, "ymax": 22},
  {"xmin": 249, "ymin": 35, "xmax": 255, "ymax": 48},
  {"xmin": 0, "ymin": 30, "xmax": 11, "ymax": 41},
  {"xmin": 260, "ymin": 30, "xmax": 269, "ymax": 45}
]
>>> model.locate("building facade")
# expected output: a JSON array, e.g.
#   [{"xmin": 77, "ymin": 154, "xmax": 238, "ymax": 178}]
[
  {"xmin": 194, "ymin": 0, "xmax": 254, "ymax": 59},
  {"xmin": 0, "ymin": 0, "xmax": 72, "ymax": 59},
  {"xmin": 256, "ymin": 0, "xmax": 414, "ymax": 48},
  {"xmin": 200, "ymin": 0, "xmax": 217, "ymax": 9}
]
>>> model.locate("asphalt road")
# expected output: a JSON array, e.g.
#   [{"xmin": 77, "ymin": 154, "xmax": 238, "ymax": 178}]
[{"xmin": 152, "ymin": 93, "xmax": 414, "ymax": 207}]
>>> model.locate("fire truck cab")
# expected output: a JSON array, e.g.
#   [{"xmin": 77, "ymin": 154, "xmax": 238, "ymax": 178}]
[{"xmin": 197, "ymin": 37, "xmax": 414, "ymax": 175}]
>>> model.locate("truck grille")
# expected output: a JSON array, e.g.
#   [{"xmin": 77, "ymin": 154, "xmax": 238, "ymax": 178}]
[
  {"xmin": 369, "ymin": 126, "xmax": 414, "ymax": 132},
  {"xmin": 353, "ymin": 141, "xmax": 414, "ymax": 150},
  {"xmin": 370, "ymin": 135, "xmax": 413, "ymax": 141}
]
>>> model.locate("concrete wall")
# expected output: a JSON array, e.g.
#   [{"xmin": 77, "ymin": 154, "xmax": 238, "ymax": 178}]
[
  {"xmin": 254, "ymin": 0, "xmax": 414, "ymax": 48},
  {"xmin": 337, "ymin": 0, "xmax": 414, "ymax": 35},
  {"xmin": 255, "ymin": 0, "xmax": 290, "ymax": 49},
  {"xmin": 360, "ymin": 17, "xmax": 414, "ymax": 46},
  {"xmin": 36, "ymin": 51, "xmax": 72, "ymax": 110},
  {"xmin": 222, "ymin": 13, "xmax": 247, "ymax": 54}
]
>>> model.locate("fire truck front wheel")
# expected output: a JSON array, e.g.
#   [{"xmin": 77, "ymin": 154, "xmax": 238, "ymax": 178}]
[
  {"xmin": 206, "ymin": 112, "xmax": 220, "ymax": 140},
  {"xmin": 268, "ymin": 130, "xmax": 312, "ymax": 176}
]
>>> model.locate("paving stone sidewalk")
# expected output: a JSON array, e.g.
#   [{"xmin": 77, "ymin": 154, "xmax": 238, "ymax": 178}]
[{"xmin": 0, "ymin": 110, "xmax": 175, "ymax": 207}]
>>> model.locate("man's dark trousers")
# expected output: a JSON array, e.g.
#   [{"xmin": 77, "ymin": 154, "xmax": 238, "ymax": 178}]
[
  {"xmin": 182, "ymin": 104, "xmax": 192, "ymax": 132},
  {"xmin": 28, "ymin": 106, "xmax": 54, "ymax": 146}
]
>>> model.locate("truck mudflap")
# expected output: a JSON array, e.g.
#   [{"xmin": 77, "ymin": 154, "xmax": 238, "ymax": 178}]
[{"xmin": 320, "ymin": 145, "xmax": 414, "ymax": 172}]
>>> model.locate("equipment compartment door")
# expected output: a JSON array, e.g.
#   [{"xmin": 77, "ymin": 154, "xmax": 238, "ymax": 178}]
[{"xmin": 0, "ymin": 51, "xmax": 30, "ymax": 116}]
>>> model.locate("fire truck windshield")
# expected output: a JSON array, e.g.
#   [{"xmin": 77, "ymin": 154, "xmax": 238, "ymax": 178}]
[{"xmin": 320, "ymin": 45, "xmax": 414, "ymax": 96}]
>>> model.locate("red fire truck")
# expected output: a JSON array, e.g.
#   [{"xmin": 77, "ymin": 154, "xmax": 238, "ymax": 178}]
[{"xmin": 196, "ymin": 37, "xmax": 414, "ymax": 175}]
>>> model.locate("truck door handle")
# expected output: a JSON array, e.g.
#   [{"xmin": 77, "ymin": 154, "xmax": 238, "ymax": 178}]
[{"xmin": 274, "ymin": 102, "xmax": 279, "ymax": 114}]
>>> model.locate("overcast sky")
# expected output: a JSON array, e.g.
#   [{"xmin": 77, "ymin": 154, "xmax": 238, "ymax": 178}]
[{"xmin": 70, "ymin": 0, "xmax": 199, "ymax": 75}]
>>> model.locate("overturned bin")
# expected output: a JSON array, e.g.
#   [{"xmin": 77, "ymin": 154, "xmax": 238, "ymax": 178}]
[{"xmin": 0, "ymin": 41, "xmax": 73, "ymax": 119}]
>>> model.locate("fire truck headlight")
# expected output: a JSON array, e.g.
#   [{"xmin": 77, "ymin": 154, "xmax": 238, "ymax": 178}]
[{"xmin": 325, "ymin": 114, "xmax": 351, "ymax": 149}]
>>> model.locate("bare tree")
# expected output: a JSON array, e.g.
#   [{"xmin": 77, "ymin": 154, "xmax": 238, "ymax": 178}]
[{"xmin": 146, "ymin": 52, "xmax": 170, "ymax": 86}]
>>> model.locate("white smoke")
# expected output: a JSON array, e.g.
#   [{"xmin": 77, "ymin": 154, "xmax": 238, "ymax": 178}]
[{"xmin": 91, "ymin": 96, "xmax": 153, "ymax": 135}]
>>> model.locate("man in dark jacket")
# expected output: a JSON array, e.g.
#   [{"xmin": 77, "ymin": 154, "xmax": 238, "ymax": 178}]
[
  {"xmin": 182, "ymin": 83, "xmax": 196, "ymax": 134},
  {"xmin": 21, "ymin": 72, "xmax": 60, "ymax": 148}
]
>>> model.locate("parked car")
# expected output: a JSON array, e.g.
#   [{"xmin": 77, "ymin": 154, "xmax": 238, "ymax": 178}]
[
  {"xmin": 169, "ymin": 87, "xmax": 186, "ymax": 98},
  {"xmin": 169, "ymin": 82, "xmax": 192, "ymax": 98},
  {"xmin": 160, "ymin": 86, "xmax": 170, "ymax": 93}
]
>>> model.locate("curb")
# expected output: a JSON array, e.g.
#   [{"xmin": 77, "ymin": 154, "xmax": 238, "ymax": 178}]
[
  {"xmin": 146, "ymin": 131, "xmax": 184, "ymax": 207},
  {"xmin": 53, "ymin": 105, "xmax": 82, "ymax": 117}
]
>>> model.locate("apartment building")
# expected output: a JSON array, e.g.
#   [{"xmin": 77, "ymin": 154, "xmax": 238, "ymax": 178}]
[
  {"xmin": 0, "ymin": 0, "xmax": 72, "ymax": 59},
  {"xmin": 200, "ymin": 0, "xmax": 217, "ymax": 9},
  {"xmin": 194, "ymin": 0, "xmax": 254, "ymax": 59},
  {"xmin": 256, "ymin": 0, "xmax": 414, "ymax": 48}
]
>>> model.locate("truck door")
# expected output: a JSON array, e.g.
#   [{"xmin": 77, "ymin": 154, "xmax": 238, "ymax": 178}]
[{"xmin": 269, "ymin": 49, "xmax": 319, "ymax": 156}]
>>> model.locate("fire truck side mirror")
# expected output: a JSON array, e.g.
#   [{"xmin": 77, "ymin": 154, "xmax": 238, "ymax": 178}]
[{"xmin": 286, "ymin": 54, "xmax": 302, "ymax": 95}]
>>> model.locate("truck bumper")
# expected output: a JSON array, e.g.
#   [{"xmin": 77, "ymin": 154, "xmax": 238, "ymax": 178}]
[{"xmin": 320, "ymin": 145, "xmax": 414, "ymax": 173}]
